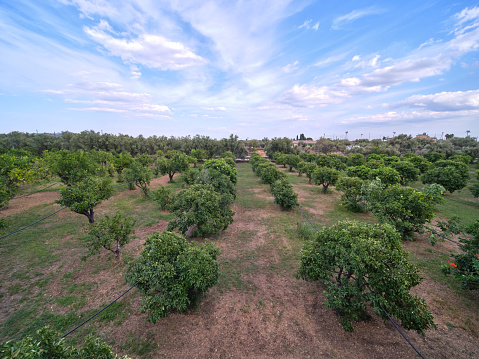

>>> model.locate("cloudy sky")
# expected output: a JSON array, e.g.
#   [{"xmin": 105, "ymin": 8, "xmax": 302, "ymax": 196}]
[{"xmin": 1, "ymin": 0, "xmax": 479, "ymax": 140}]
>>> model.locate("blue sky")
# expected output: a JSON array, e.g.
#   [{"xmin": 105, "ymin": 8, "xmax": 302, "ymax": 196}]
[{"xmin": 1, "ymin": 0, "xmax": 479, "ymax": 140}]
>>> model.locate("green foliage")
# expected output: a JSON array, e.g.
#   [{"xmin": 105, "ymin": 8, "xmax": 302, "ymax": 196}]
[
  {"xmin": 440, "ymin": 219, "xmax": 479, "ymax": 290},
  {"xmin": 403, "ymin": 154, "xmax": 431, "ymax": 173},
  {"xmin": 196, "ymin": 167, "xmax": 237, "ymax": 199},
  {"xmin": 150, "ymin": 185, "xmax": 172, "ymax": 210},
  {"xmin": 45, "ymin": 149, "xmax": 101, "ymax": 185},
  {"xmin": 264, "ymin": 137, "xmax": 294, "ymax": 158},
  {"xmin": 449, "ymin": 153, "xmax": 472, "ymax": 165},
  {"xmin": 421, "ymin": 183, "xmax": 446, "ymax": 204},
  {"xmin": 86, "ymin": 212, "xmax": 136, "ymax": 260},
  {"xmin": 346, "ymin": 165, "xmax": 371, "ymax": 180},
  {"xmin": 391, "ymin": 160, "xmax": 420, "ymax": 184},
  {"xmin": 259, "ymin": 165, "xmax": 286, "ymax": 185},
  {"xmin": 422, "ymin": 160, "xmax": 469, "ymax": 193},
  {"xmin": 365, "ymin": 159, "xmax": 385, "ymax": 169},
  {"xmin": 423, "ymin": 152, "xmax": 445, "ymax": 163},
  {"xmin": 369, "ymin": 167, "xmax": 401, "ymax": 186},
  {"xmin": 122, "ymin": 160, "xmax": 152, "ymax": 196},
  {"xmin": 366, "ymin": 184, "xmax": 436, "ymax": 240},
  {"xmin": 167, "ymin": 184, "xmax": 234, "ymax": 236},
  {"xmin": 382, "ymin": 155, "xmax": 400, "ymax": 166},
  {"xmin": 336, "ymin": 176, "xmax": 366, "ymax": 212},
  {"xmin": 270, "ymin": 179, "xmax": 299, "ymax": 210},
  {"xmin": 298, "ymin": 220, "xmax": 435, "ymax": 333},
  {"xmin": 56, "ymin": 176, "xmax": 113, "ymax": 223},
  {"xmin": 284, "ymin": 154, "xmax": 301, "ymax": 172},
  {"xmin": 347, "ymin": 153, "xmax": 365, "ymax": 167},
  {"xmin": 471, "ymin": 182, "xmax": 479, "ymax": 198},
  {"xmin": 312, "ymin": 167, "xmax": 341, "ymax": 193},
  {"xmin": 156, "ymin": 151, "xmax": 190, "ymax": 182},
  {"xmin": 125, "ymin": 231, "xmax": 219, "ymax": 323},
  {"xmin": 366, "ymin": 153, "xmax": 382, "ymax": 162},
  {"xmin": 203, "ymin": 158, "xmax": 238, "ymax": 185},
  {"xmin": 113, "ymin": 151, "xmax": 134, "ymax": 178},
  {"xmin": 300, "ymin": 162, "xmax": 319, "ymax": 183},
  {"xmin": 0, "ymin": 326, "xmax": 131, "ymax": 358},
  {"xmin": 190, "ymin": 149, "xmax": 209, "ymax": 165},
  {"xmin": 273, "ymin": 152, "xmax": 287, "ymax": 167}
]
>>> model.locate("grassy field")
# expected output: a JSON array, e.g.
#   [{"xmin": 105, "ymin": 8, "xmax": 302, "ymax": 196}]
[{"xmin": 0, "ymin": 163, "xmax": 478, "ymax": 358}]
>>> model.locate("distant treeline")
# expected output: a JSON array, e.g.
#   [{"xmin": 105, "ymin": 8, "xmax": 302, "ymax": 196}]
[
  {"xmin": 1, "ymin": 131, "xmax": 478, "ymax": 159},
  {"xmin": 0, "ymin": 131, "xmax": 249, "ymax": 158}
]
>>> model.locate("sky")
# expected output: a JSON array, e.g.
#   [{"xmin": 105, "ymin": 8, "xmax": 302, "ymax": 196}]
[{"xmin": 1, "ymin": 0, "xmax": 479, "ymax": 141}]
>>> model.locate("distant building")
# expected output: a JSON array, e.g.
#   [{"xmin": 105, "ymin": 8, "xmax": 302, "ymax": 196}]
[{"xmin": 415, "ymin": 132, "xmax": 437, "ymax": 142}]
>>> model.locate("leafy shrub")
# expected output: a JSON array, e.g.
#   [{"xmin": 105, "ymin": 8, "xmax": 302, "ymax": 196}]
[
  {"xmin": 260, "ymin": 165, "xmax": 286, "ymax": 185},
  {"xmin": 167, "ymin": 184, "xmax": 234, "ymax": 236},
  {"xmin": 347, "ymin": 153, "xmax": 365, "ymax": 167},
  {"xmin": 122, "ymin": 160, "xmax": 152, "ymax": 196},
  {"xmin": 312, "ymin": 167, "xmax": 341, "ymax": 193},
  {"xmin": 126, "ymin": 231, "xmax": 219, "ymax": 323},
  {"xmin": 422, "ymin": 160, "xmax": 469, "ymax": 193},
  {"xmin": 423, "ymin": 152, "xmax": 445, "ymax": 163},
  {"xmin": 150, "ymin": 185, "xmax": 172, "ymax": 210},
  {"xmin": 56, "ymin": 176, "xmax": 113, "ymax": 223},
  {"xmin": 86, "ymin": 212, "xmax": 136, "ymax": 260},
  {"xmin": 336, "ymin": 176, "xmax": 365, "ymax": 212},
  {"xmin": 391, "ymin": 160, "xmax": 420, "ymax": 184},
  {"xmin": 298, "ymin": 220, "xmax": 435, "ymax": 333},
  {"xmin": 369, "ymin": 167, "xmax": 401, "ymax": 186},
  {"xmin": 366, "ymin": 184, "xmax": 436, "ymax": 240},
  {"xmin": 439, "ymin": 219, "xmax": 479, "ymax": 290},
  {"xmin": 346, "ymin": 165, "xmax": 371, "ymax": 180},
  {"xmin": 270, "ymin": 179, "xmax": 298, "ymax": 210},
  {"xmin": 0, "ymin": 326, "xmax": 131, "ymax": 358}
]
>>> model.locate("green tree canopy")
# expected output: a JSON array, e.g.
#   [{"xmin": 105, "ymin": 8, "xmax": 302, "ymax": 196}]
[
  {"xmin": 156, "ymin": 151, "xmax": 190, "ymax": 182},
  {"xmin": 422, "ymin": 160, "xmax": 469, "ymax": 193},
  {"xmin": 298, "ymin": 220, "xmax": 435, "ymax": 333},
  {"xmin": 312, "ymin": 167, "xmax": 341, "ymax": 193},
  {"xmin": 56, "ymin": 176, "xmax": 113, "ymax": 223},
  {"xmin": 167, "ymin": 184, "xmax": 235, "ymax": 236},
  {"xmin": 125, "ymin": 231, "xmax": 219, "ymax": 323},
  {"xmin": 87, "ymin": 212, "xmax": 136, "ymax": 260}
]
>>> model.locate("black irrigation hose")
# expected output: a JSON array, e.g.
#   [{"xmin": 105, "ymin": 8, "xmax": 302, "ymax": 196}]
[
  {"xmin": 421, "ymin": 224, "xmax": 464, "ymax": 246},
  {"xmin": 365, "ymin": 285, "xmax": 426, "ymax": 359},
  {"xmin": 0, "ymin": 206, "xmax": 68, "ymax": 240},
  {"xmin": 444, "ymin": 196, "xmax": 479, "ymax": 209},
  {"xmin": 11, "ymin": 183, "xmax": 58, "ymax": 200},
  {"xmin": 298, "ymin": 205, "xmax": 426, "ymax": 359},
  {"xmin": 296, "ymin": 205, "xmax": 321, "ymax": 232},
  {"xmin": 61, "ymin": 281, "xmax": 139, "ymax": 338}
]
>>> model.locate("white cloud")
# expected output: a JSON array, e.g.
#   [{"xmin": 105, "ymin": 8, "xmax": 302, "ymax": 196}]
[
  {"xmin": 202, "ymin": 106, "xmax": 227, "ymax": 111},
  {"xmin": 393, "ymin": 90, "xmax": 479, "ymax": 111},
  {"xmin": 332, "ymin": 6, "xmax": 386, "ymax": 30},
  {"xmin": 45, "ymin": 80, "xmax": 172, "ymax": 117},
  {"xmin": 452, "ymin": 6, "xmax": 479, "ymax": 35},
  {"xmin": 281, "ymin": 61, "xmax": 299, "ymax": 73},
  {"xmin": 280, "ymin": 84, "xmax": 349, "ymax": 107},
  {"xmin": 84, "ymin": 25, "xmax": 206, "ymax": 71},
  {"xmin": 298, "ymin": 19, "xmax": 319, "ymax": 31}
]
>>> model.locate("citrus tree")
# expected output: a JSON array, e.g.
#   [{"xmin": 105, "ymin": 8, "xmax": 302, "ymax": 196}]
[
  {"xmin": 270, "ymin": 178, "xmax": 299, "ymax": 210},
  {"xmin": 422, "ymin": 160, "xmax": 469, "ymax": 193},
  {"xmin": 56, "ymin": 176, "xmax": 113, "ymax": 223},
  {"xmin": 366, "ymin": 182, "xmax": 436, "ymax": 240},
  {"xmin": 298, "ymin": 220, "xmax": 435, "ymax": 333},
  {"xmin": 125, "ymin": 231, "xmax": 219, "ymax": 323},
  {"xmin": 122, "ymin": 160, "xmax": 152, "ymax": 196},
  {"xmin": 156, "ymin": 151, "xmax": 190, "ymax": 182},
  {"xmin": 312, "ymin": 167, "xmax": 341, "ymax": 193},
  {"xmin": 167, "ymin": 184, "xmax": 234, "ymax": 236},
  {"xmin": 86, "ymin": 212, "xmax": 136, "ymax": 260}
]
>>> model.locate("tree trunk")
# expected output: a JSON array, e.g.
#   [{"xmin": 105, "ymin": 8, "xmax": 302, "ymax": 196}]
[{"xmin": 169, "ymin": 173, "xmax": 174, "ymax": 182}]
